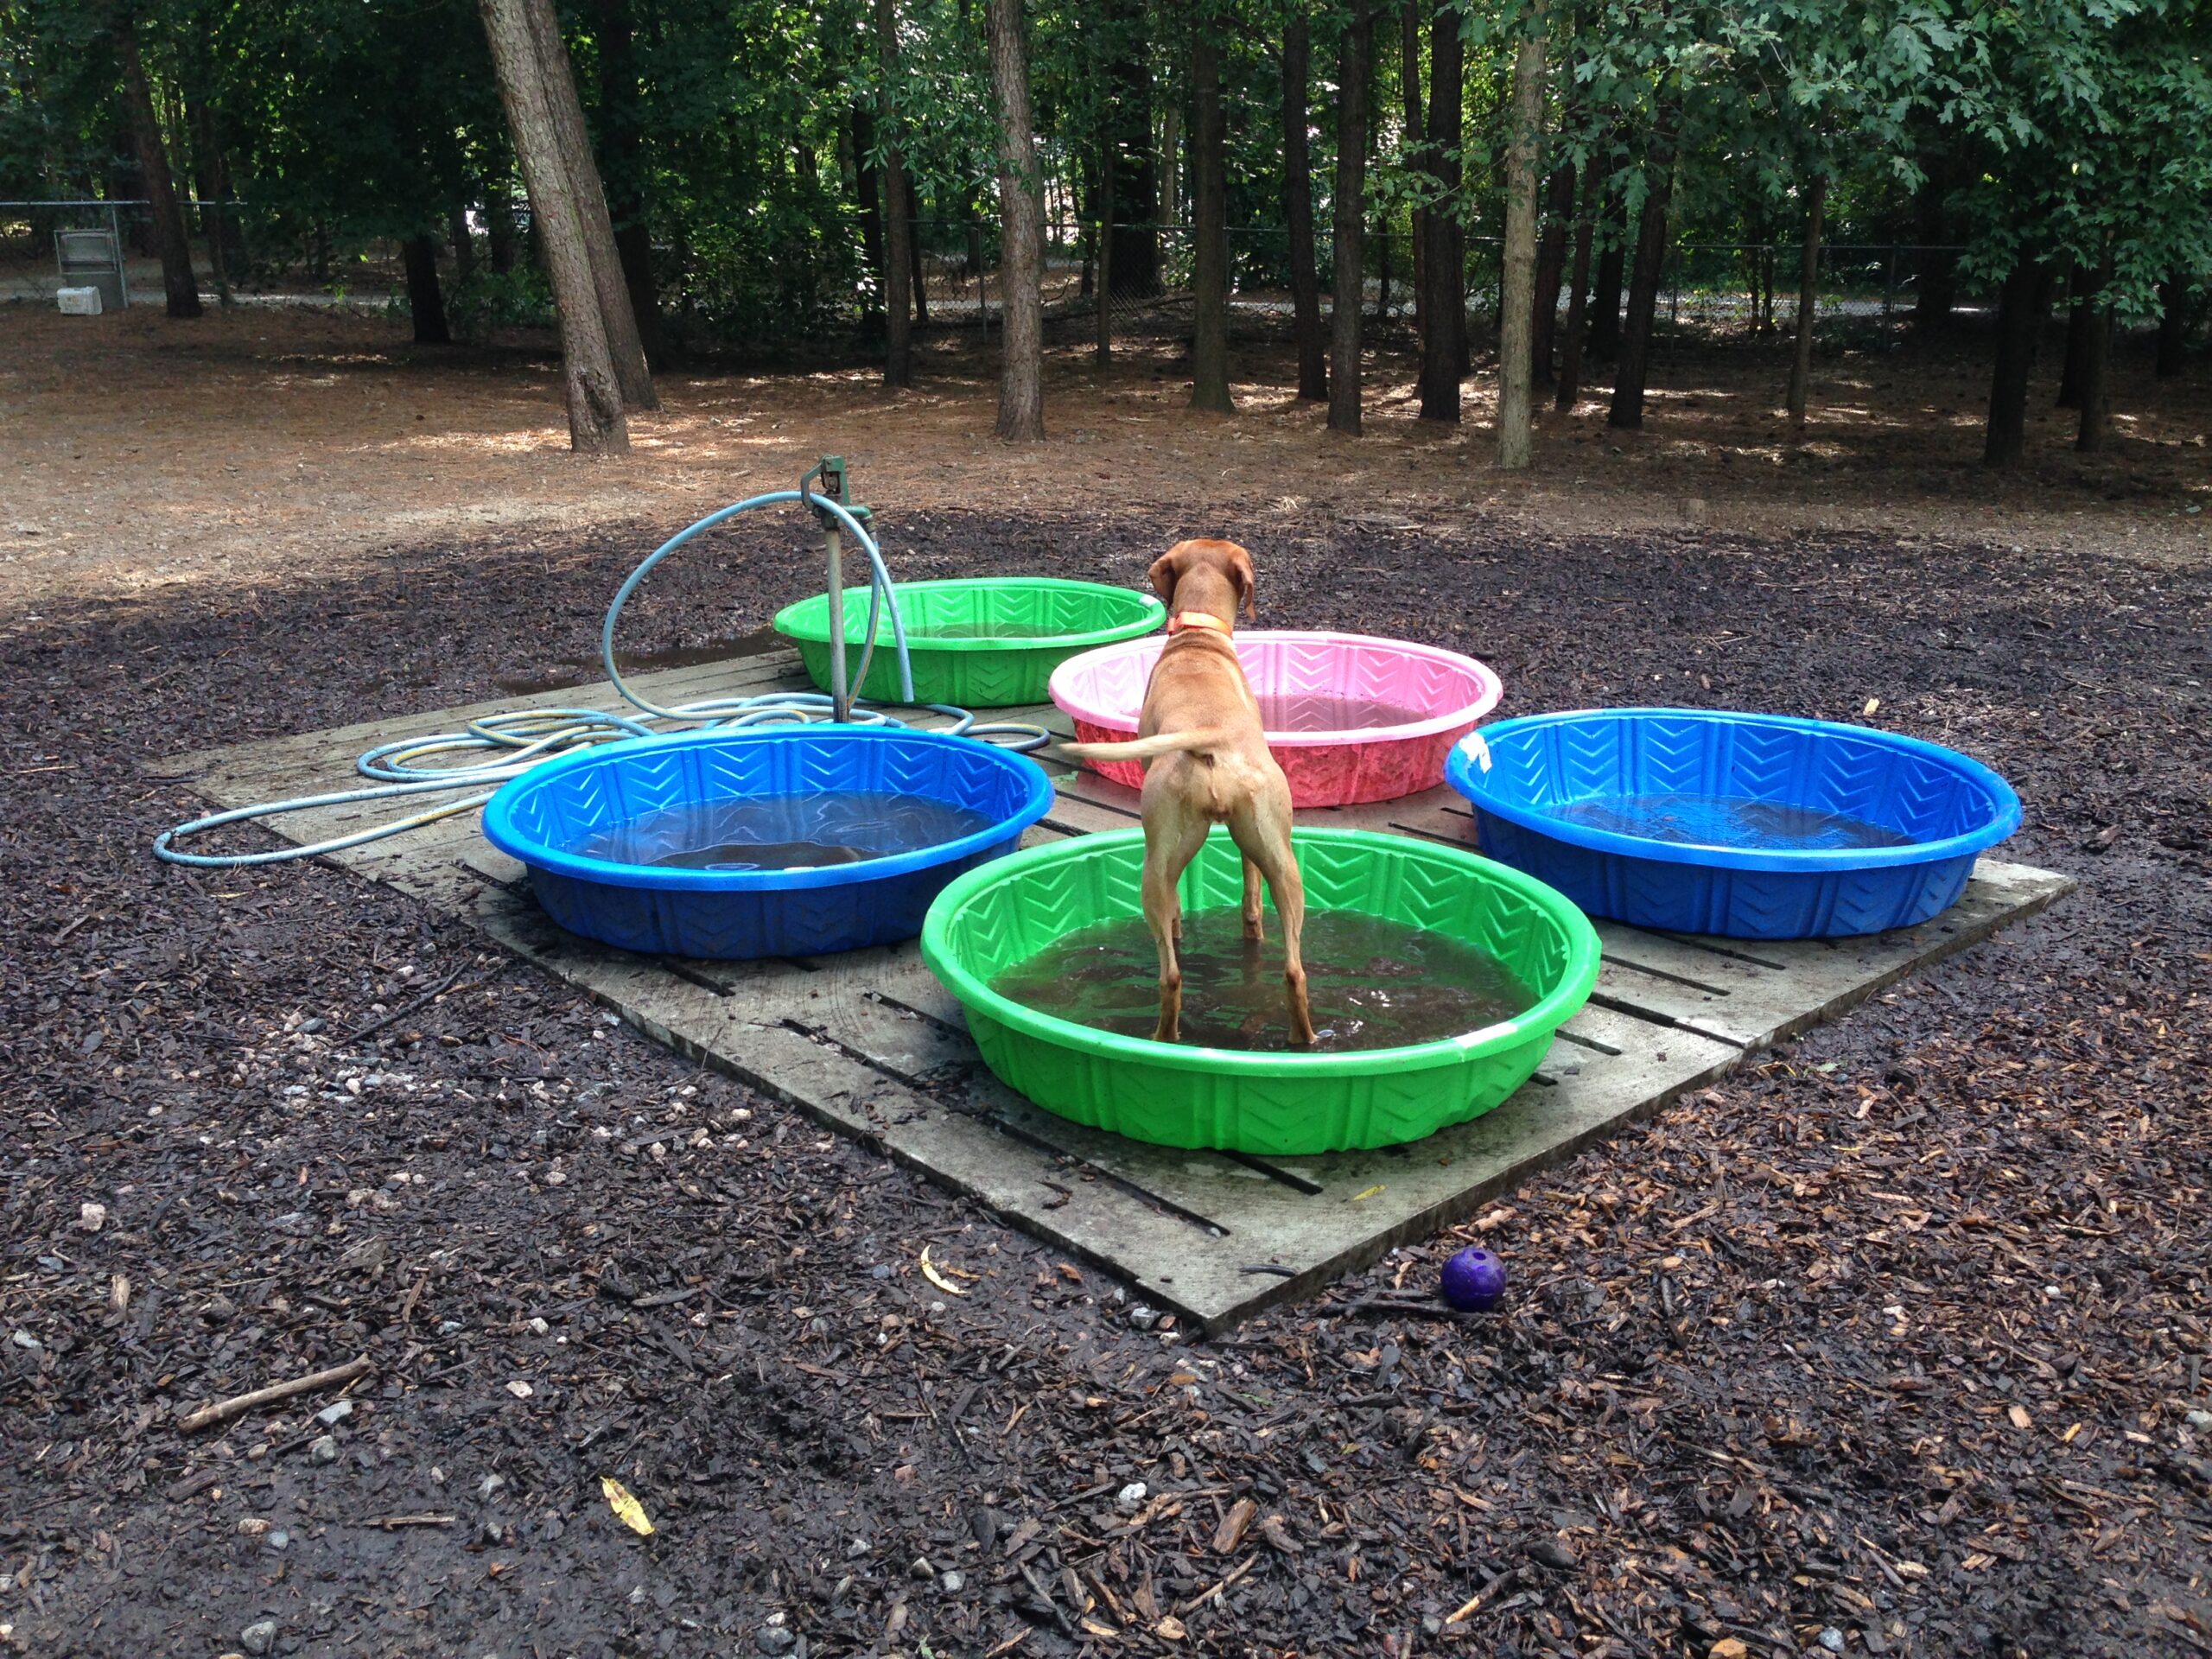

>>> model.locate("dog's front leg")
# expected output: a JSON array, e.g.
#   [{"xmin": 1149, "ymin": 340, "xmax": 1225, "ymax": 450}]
[{"xmin": 1241, "ymin": 857, "xmax": 1266, "ymax": 942}]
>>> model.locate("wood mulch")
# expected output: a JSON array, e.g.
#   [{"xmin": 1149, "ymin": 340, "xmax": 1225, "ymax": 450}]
[{"xmin": 1, "ymin": 505, "xmax": 2206, "ymax": 1656}]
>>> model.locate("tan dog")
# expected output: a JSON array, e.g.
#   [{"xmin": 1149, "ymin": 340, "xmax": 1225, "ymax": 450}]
[{"xmin": 1061, "ymin": 540, "xmax": 1316, "ymax": 1047}]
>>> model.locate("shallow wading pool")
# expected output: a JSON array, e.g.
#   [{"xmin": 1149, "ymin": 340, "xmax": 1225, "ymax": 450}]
[
  {"xmin": 1051, "ymin": 630, "xmax": 1503, "ymax": 807},
  {"xmin": 483, "ymin": 726, "xmax": 1052, "ymax": 959},
  {"xmin": 1446, "ymin": 708, "xmax": 2022, "ymax": 939},
  {"xmin": 921, "ymin": 827, "xmax": 1599, "ymax": 1154},
  {"xmin": 773, "ymin": 577, "xmax": 1164, "ymax": 708}
]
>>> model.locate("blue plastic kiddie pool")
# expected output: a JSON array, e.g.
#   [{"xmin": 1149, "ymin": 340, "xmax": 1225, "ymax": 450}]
[
  {"xmin": 484, "ymin": 726, "xmax": 1052, "ymax": 958},
  {"xmin": 1445, "ymin": 709, "xmax": 2021, "ymax": 939}
]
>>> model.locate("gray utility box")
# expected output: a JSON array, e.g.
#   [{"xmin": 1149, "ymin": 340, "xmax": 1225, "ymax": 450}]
[{"xmin": 57, "ymin": 229, "xmax": 127, "ymax": 311}]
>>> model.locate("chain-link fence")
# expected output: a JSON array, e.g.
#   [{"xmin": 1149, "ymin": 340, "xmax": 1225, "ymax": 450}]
[
  {"xmin": 895, "ymin": 220, "xmax": 1984, "ymax": 353},
  {"xmin": 0, "ymin": 198, "xmax": 398, "ymax": 309},
  {"xmin": 7, "ymin": 196, "xmax": 1986, "ymax": 357}
]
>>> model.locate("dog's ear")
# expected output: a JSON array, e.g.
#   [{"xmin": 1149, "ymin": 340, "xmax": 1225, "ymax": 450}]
[
  {"xmin": 1226, "ymin": 543, "xmax": 1257, "ymax": 620},
  {"xmin": 1147, "ymin": 544, "xmax": 1189, "ymax": 607}
]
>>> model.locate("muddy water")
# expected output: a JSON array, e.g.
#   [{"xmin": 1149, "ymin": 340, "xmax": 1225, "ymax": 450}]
[
  {"xmin": 991, "ymin": 906, "xmax": 1538, "ymax": 1052},
  {"xmin": 575, "ymin": 791, "xmax": 992, "ymax": 873}
]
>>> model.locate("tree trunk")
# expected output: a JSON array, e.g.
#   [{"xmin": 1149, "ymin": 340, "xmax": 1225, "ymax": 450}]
[
  {"xmin": 1605, "ymin": 158, "xmax": 1671, "ymax": 429},
  {"xmin": 1912, "ymin": 156, "xmax": 1954, "ymax": 329},
  {"xmin": 403, "ymin": 236, "xmax": 452, "ymax": 344},
  {"xmin": 478, "ymin": 0, "xmax": 627, "ymax": 453},
  {"xmin": 1375, "ymin": 216, "xmax": 1391, "ymax": 320},
  {"xmin": 1786, "ymin": 168, "xmax": 1825, "ymax": 438},
  {"xmin": 2076, "ymin": 270, "xmax": 2112, "ymax": 453},
  {"xmin": 1158, "ymin": 103, "xmax": 1180, "ymax": 223},
  {"xmin": 1590, "ymin": 195, "xmax": 1624, "ymax": 358},
  {"xmin": 1282, "ymin": 16, "xmax": 1326, "ymax": 401},
  {"xmin": 984, "ymin": 0, "xmax": 1045, "ymax": 441},
  {"xmin": 853, "ymin": 107, "xmax": 887, "ymax": 336},
  {"xmin": 907, "ymin": 175, "xmax": 929, "ymax": 322},
  {"xmin": 449, "ymin": 207, "xmax": 477, "ymax": 283},
  {"xmin": 1554, "ymin": 152, "xmax": 1599, "ymax": 410},
  {"xmin": 116, "ymin": 14, "xmax": 200, "ymax": 318},
  {"xmin": 2056, "ymin": 264, "xmax": 2090, "ymax": 408},
  {"xmin": 1103, "ymin": 0, "xmax": 1159, "ymax": 296},
  {"xmin": 1982, "ymin": 253, "xmax": 2043, "ymax": 469},
  {"xmin": 1094, "ymin": 123, "xmax": 1115, "ymax": 365},
  {"xmin": 853, "ymin": 110, "xmax": 884, "ymax": 275},
  {"xmin": 486, "ymin": 181, "xmax": 518, "ymax": 272},
  {"xmin": 1531, "ymin": 159, "xmax": 1573, "ymax": 385},
  {"xmin": 1190, "ymin": 32, "xmax": 1232, "ymax": 412},
  {"xmin": 1495, "ymin": 1, "xmax": 1546, "ymax": 469},
  {"xmin": 594, "ymin": 0, "xmax": 660, "ymax": 367},
  {"xmin": 186, "ymin": 96, "xmax": 237, "ymax": 295},
  {"xmin": 1402, "ymin": 1, "xmax": 1427, "ymax": 333},
  {"xmin": 1328, "ymin": 3, "xmax": 1370, "ymax": 435},
  {"xmin": 876, "ymin": 0, "xmax": 914, "ymax": 387},
  {"xmin": 1417, "ymin": 0, "xmax": 1463, "ymax": 421},
  {"xmin": 520, "ymin": 0, "xmax": 656, "ymax": 408},
  {"xmin": 2157, "ymin": 274, "xmax": 2188, "ymax": 378}
]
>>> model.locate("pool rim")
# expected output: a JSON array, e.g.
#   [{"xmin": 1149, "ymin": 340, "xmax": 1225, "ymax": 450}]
[
  {"xmin": 1048, "ymin": 628, "xmax": 1505, "ymax": 748},
  {"xmin": 771, "ymin": 575, "xmax": 1166, "ymax": 653},
  {"xmin": 1446, "ymin": 707, "xmax": 2023, "ymax": 875},
  {"xmin": 481, "ymin": 725, "xmax": 1054, "ymax": 894},
  {"xmin": 919, "ymin": 826, "xmax": 1603, "ymax": 1080}
]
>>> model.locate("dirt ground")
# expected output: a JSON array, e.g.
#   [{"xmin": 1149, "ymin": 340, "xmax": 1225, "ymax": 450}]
[
  {"xmin": 1, "ymin": 308, "xmax": 2209, "ymax": 1658},
  {"xmin": 0, "ymin": 304, "xmax": 2204, "ymax": 620}
]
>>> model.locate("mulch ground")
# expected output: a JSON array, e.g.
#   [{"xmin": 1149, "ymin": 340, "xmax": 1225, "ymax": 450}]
[{"xmin": 1, "ymin": 505, "xmax": 2207, "ymax": 1659}]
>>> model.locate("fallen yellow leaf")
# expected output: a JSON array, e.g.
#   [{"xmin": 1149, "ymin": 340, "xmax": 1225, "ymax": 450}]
[
  {"xmin": 918, "ymin": 1244, "xmax": 969, "ymax": 1298},
  {"xmin": 601, "ymin": 1476, "xmax": 655, "ymax": 1536},
  {"xmin": 1351, "ymin": 1185, "xmax": 1385, "ymax": 1202}
]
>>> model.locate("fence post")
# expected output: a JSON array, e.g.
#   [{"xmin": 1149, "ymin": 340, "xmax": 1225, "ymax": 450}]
[
  {"xmin": 1095, "ymin": 219, "xmax": 1112, "ymax": 365},
  {"xmin": 106, "ymin": 201, "xmax": 127, "ymax": 308},
  {"xmin": 975, "ymin": 219, "xmax": 988, "ymax": 345},
  {"xmin": 1883, "ymin": 244, "xmax": 1897, "ymax": 349}
]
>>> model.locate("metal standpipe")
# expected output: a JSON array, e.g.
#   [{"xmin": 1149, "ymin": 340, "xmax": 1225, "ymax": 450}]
[{"xmin": 803, "ymin": 454, "xmax": 872, "ymax": 724}]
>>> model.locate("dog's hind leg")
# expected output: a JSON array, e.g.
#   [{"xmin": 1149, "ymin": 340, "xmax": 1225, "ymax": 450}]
[
  {"xmin": 1241, "ymin": 856, "xmax": 1266, "ymax": 942},
  {"xmin": 1141, "ymin": 806, "xmax": 1213, "ymax": 1044},
  {"xmin": 1225, "ymin": 791, "xmax": 1316, "ymax": 1048}
]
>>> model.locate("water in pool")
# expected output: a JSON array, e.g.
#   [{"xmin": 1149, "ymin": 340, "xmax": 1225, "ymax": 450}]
[
  {"xmin": 919, "ymin": 619, "xmax": 1042, "ymax": 639},
  {"xmin": 576, "ymin": 791, "xmax": 993, "ymax": 873},
  {"xmin": 1550, "ymin": 793, "xmax": 1915, "ymax": 851},
  {"xmin": 1255, "ymin": 690, "xmax": 1428, "ymax": 732},
  {"xmin": 990, "ymin": 906, "xmax": 1537, "ymax": 1052}
]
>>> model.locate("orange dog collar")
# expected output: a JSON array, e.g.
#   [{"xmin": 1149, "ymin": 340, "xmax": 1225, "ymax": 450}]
[{"xmin": 1166, "ymin": 611, "xmax": 1233, "ymax": 638}]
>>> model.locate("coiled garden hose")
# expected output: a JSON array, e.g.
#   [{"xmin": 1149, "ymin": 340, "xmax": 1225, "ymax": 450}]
[{"xmin": 153, "ymin": 489, "xmax": 1052, "ymax": 869}]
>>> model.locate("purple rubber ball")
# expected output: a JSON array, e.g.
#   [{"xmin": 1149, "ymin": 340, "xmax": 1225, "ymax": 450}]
[{"xmin": 1441, "ymin": 1247, "xmax": 1508, "ymax": 1312}]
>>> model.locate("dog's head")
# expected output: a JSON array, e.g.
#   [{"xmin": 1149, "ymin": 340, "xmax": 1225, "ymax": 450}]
[{"xmin": 1147, "ymin": 538, "xmax": 1256, "ymax": 622}]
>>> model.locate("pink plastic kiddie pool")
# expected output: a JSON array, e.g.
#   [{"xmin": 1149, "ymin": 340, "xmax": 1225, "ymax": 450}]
[{"xmin": 1050, "ymin": 630, "xmax": 1505, "ymax": 808}]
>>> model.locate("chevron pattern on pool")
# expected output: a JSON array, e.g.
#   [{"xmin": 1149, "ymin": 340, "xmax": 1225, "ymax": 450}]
[
  {"xmin": 488, "ymin": 728, "xmax": 1047, "ymax": 958},
  {"xmin": 779, "ymin": 579, "xmax": 1162, "ymax": 708},
  {"xmin": 925, "ymin": 828, "xmax": 1591, "ymax": 1154},
  {"xmin": 1451, "ymin": 710, "xmax": 2017, "ymax": 939},
  {"xmin": 1052, "ymin": 630, "xmax": 1503, "ymax": 807}
]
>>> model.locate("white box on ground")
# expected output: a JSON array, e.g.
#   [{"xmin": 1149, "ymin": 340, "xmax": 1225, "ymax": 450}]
[{"xmin": 56, "ymin": 287, "xmax": 104, "ymax": 316}]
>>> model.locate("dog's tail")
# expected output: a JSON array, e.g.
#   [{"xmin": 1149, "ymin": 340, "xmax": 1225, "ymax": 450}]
[{"xmin": 1057, "ymin": 728, "xmax": 1241, "ymax": 764}]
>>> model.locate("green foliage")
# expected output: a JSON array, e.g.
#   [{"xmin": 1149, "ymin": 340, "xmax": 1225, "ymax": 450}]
[
  {"xmin": 0, "ymin": 0, "xmax": 2202, "ymax": 345},
  {"xmin": 446, "ymin": 264, "xmax": 555, "ymax": 340}
]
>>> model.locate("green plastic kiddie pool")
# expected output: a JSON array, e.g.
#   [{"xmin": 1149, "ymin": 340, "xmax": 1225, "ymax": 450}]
[
  {"xmin": 921, "ymin": 828, "xmax": 1602, "ymax": 1154},
  {"xmin": 773, "ymin": 577, "xmax": 1165, "ymax": 709}
]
